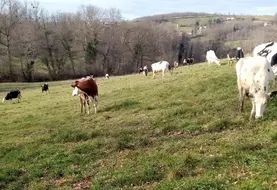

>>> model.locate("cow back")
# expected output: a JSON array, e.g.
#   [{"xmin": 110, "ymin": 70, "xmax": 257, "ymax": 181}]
[{"xmin": 74, "ymin": 79, "xmax": 98, "ymax": 97}]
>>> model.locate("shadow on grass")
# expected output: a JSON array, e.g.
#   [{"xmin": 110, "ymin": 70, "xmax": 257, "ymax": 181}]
[{"xmin": 102, "ymin": 100, "xmax": 140, "ymax": 112}]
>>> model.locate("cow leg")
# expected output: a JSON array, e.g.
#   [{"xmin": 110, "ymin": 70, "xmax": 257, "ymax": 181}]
[
  {"xmin": 86, "ymin": 100, "xmax": 90, "ymax": 115},
  {"xmin": 94, "ymin": 96, "xmax": 98, "ymax": 114},
  {"xmin": 18, "ymin": 94, "xmax": 21, "ymax": 102},
  {"xmin": 80, "ymin": 96, "xmax": 84, "ymax": 113},
  {"xmin": 238, "ymin": 87, "xmax": 246, "ymax": 112},
  {"xmin": 152, "ymin": 71, "xmax": 155, "ymax": 79},
  {"xmin": 250, "ymin": 101, "xmax": 255, "ymax": 120}
]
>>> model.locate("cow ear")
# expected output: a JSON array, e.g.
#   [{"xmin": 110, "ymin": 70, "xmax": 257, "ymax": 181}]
[
  {"xmin": 268, "ymin": 91, "xmax": 277, "ymax": 100},
  {"xmin": 71, "ymin": 81, "xmax": 78, "ymax": 88}
]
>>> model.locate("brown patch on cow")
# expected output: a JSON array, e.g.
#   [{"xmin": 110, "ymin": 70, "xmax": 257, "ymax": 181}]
[{"xmin": 71, "ymin": 78, "xmax": 98, "ymax": 97}]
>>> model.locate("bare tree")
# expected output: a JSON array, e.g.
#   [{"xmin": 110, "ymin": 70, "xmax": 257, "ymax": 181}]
[{"xmin": 0, "ymin": 0, "xmax": 22, "ymax": 80}]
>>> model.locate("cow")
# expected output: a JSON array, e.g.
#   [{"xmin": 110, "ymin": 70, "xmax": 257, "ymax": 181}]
[
  {"xmin": 143, "ymin": 65, "xmax": 148, "ymax": 76},
  {"xmin": 173, "ymin": 61, "xmax": 179, "ymax": 69},
  {"xmin": 227, "ymin": 47, "xmax": 244, "ymax": 66},
  {"xmin": 2, "ymin": 90, "xmax": 21, "ymax": 103},
  {"xmin": 41, "ymin": 83, "xmax": 49, "ymax": 94},
  {"xmin": 183, "ymin": 58, "xmax": 194, "ymax": 65},
  {"xmin": 71, "ymin": 77, "xmax": 98, "ymax": 114},
  {"xmin": 151, "ymin": 61, "xmax": 172, "ymax": 78},
  {"xmin": 236, "ymin": 56, "xmax": 277, "ymax": 120},
  {"xmin": 253, "ymin": 42, "xmax": 277, "ymax": 75},
  {"xmin": 105, "ymin": 74, "xmax": 109, "ymax": 79},
  {"xmin": 206, "ymin": 50, "xmax": 220, "ymax": 66}
]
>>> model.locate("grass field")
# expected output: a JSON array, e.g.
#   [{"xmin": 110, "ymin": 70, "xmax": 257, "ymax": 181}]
[{"xmin": 2, "ymin": 62, "xmax": 277, "ymax": 189}]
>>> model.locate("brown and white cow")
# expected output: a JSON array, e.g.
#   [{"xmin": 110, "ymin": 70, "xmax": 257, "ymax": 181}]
[{"xmin": 71, "ymin": 77, "xmax": 98, "ymax": 114}]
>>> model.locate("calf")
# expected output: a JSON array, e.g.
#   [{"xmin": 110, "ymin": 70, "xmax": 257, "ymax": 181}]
[
  {"xmin": 236, "ymin": 56, "xmax": 277, "ymax": 120},
  {"xmin": 41, "ymin": 83, "xmax": 49, "ymax": 94},
  {"xmin": 71, "ymin": 77, "xmax": 98, "ymax": 114},
  {"xmin": 151, "ymin": 61, "xmax": 172, "ymax": 78},
  {"xmin": 206, "ymin": 50, "xmax": 220, "ymax": 66},
  {"xmin": 2, "ymin": 90, "xmax": 21, "ymax": 103}
]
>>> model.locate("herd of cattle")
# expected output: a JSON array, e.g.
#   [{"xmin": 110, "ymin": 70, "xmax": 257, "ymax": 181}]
[{"xmin": 2, "ymin": 41, "xmax": 277, "ymax": 120}]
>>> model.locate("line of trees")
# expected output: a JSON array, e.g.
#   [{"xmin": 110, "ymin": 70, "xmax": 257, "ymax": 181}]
[
  {"xmin": 1, "ymin": 0, "xmax": 277, "ymax": 82},
  {"xmin": 0, "ymin": 0, "xmax": 186, "ymax": 82}
]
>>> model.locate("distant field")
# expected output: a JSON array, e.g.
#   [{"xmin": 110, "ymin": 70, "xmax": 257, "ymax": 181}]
[{"xmin": 2, "ymin": 62, "xmax": 277, "ymax": 189}]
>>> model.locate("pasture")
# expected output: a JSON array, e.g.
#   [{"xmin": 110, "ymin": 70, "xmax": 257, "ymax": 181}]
[{"xmin": 2, "ymin": 62, "xmax": 277, "ymax": 189}]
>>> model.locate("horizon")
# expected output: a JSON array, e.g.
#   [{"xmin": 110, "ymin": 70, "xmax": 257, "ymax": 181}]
[{"xmin": 19, "ymin": 0, "xmax": 277, "ymax": 20}]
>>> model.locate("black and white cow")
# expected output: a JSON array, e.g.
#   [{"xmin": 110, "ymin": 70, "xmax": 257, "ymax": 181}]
[
  {"xmin": 227, "ymin": 47, "xmax": 244, "ymax": 65},
  {"xmin": 143, "ymin": 66, "xmax": 148, "ymax": 76},
  {"xmin": 253, "ymin": 42, "xmax": 277, "ymax": 74},
  {"xmin": 183, "ymin": 58, "xmax": 194, "ymax": 65},
  {"xmin": 42, "ymin": 83, "xmax": 49, "ymax": 94},
  {"xmin": 2, "ymin": 90, "xmax": 21, "ymax": 103}
]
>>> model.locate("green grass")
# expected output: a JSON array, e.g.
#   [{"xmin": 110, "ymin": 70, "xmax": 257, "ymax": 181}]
[{"xmin": 1, "ymin": 62, "xmax": 277, "ymax": 189}]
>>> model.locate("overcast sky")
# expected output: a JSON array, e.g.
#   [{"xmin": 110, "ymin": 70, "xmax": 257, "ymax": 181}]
[{"xmin": 22, "ymin": 0, "xmax": 277, "ymax": 20}]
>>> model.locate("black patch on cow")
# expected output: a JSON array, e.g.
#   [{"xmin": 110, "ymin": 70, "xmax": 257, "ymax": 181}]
[
  {"xmin": 271, "ymin": 53, "xmax": 277, "ymax": 67},
  {"xmin": 257, "ymin": 42, "xmax": 274, "ymax": 57},
  {"xmin": 264, "ymin": 86, "xmax": 266, "ymax": 91},
  {"xmin": 270, "ymin": 91, "xmax": 277, "ymax": 99},
  {"xmin": 268, "ymin": 69, "xmax": 270, "ymax": 72}
]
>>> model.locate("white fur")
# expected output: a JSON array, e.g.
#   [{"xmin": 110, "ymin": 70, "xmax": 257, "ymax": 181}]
[
  {"xmin": 236, "ymin": 56, "xmax": 275, "ymax": 119},
  {"xmin": 151, "ymin": 61, "xmax": 170, "ymax": 78},
  {"xmin": 206, "ymin": 50, "xmax": 220, "ymax": 66},
  {"xmin": 72, "ymin": 87, "xmax": 79, "ymax": 96}
]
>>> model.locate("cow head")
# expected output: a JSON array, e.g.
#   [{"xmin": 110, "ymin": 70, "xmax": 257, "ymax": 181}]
[
  {"xmin": 71, "ymin": 81, "xmax": 79, "ymax": 96},
  {"xmin": 248, "ymin": 90, "xmax": 277, "ymax": 119}
]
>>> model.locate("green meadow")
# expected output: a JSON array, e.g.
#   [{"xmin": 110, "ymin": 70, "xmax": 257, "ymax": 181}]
[{"xmin": 1, "ymin": 61, "xmax": 277, "ymax": 189}]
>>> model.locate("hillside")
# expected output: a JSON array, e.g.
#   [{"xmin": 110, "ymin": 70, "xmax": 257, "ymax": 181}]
[
  {"xmin": 135, "ymin": 12, "xmax": 275, "ymax": 34},
  {"xmin": 1, "ymin": 62, "xmax": 277, "ymax": 189}
]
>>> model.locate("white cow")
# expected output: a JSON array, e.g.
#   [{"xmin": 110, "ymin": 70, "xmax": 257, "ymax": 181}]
[
  {"xmin": 253, "ymin": 42, "xmax": 277, "ymax": 75},
  {"xmin": 151, "ymin": 61, "xmax": 172, "ymax": 78},
  {"xmin": 236, "ymin": 56, "xmax": 277, "ymax": 120},
  {"xmin": 206, "ymin": 50, "xmax": 220, "ymax": 66}
]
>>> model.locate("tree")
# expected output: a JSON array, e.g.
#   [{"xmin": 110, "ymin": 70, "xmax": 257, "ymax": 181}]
[{"xmin": 0, "ymin": 0, "xmax": 22, "ymax": 81}]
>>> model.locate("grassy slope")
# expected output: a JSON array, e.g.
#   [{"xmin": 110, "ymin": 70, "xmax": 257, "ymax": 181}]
[{"xmin": 1, "ymin": 62, "xmax": 277, "ymax": 189}]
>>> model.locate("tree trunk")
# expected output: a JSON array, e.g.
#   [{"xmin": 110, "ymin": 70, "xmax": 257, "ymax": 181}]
[
  {"xmin": 7, "ymin": 35, "xmax": 14, "ymax": 81},
  {"xmin": 68, "ymin": 50, "xmax": 76, "ymax": 76}
]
